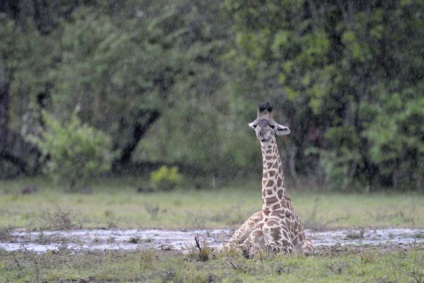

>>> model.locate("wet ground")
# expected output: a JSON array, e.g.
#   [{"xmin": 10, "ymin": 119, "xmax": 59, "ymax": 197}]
[{"xmin": 1, "ymin": 228, "xmax": 423, "ymax": 254}]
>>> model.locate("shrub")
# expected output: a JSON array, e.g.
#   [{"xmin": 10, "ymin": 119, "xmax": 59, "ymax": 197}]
[
  {"xmin": 150, "ymin": 165, "xmax": 182, "ymax": 191},
  {"xmin": 28, "ymin": 108, "xmax": 115, "ymax": 191}
]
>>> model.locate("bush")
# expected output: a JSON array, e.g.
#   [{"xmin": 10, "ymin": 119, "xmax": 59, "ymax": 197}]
[
  {"xmin": 150, "ymin": 165, "xmax": 182, "ymax": 191},
  {"xmin": 28, "ymin": 108, "xmax": 115, "ymax": 191}
]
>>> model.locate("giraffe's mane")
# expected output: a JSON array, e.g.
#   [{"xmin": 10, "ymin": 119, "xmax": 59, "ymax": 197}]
[{"xmin": 258, "ymin": 102, "xmax": 273, "ymax": 113}]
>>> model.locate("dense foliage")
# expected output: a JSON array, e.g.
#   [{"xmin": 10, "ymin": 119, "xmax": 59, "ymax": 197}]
[
  {"xmin": 0, "ymin": 0, "xmax": 422, "ymax": 191},
  {"xmin": 150, "ymin": 165, "xmax": 182, "ymax": 191},
  {"xmin": 225, "ymin": 0, "xmax": 424, "ymax": 190},
  {"xmin": 28, "ymin": 108, "xmax": 115, "ymax": 191}
]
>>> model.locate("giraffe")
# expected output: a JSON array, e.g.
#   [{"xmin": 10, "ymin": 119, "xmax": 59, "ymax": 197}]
[{"xmin": 227, "ymin": 102, "xmax": 313, "ymax": 258}]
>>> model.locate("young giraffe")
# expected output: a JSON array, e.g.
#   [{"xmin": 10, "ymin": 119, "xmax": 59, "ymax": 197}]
[{"xmin": 228, "ymin": 102, "xmax": 313, "ymax": 258}]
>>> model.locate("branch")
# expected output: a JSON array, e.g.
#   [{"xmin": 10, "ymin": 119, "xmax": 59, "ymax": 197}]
[
  {"xmin": 113, "ymin": 110, "xmax": 160, "ymax": 169},
  {"xmin": 194, "ymin": 235, "xmax": 202, "ymax": 252}
]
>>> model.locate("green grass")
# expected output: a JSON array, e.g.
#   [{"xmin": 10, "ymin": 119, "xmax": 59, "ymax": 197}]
[
  {"xmin": 0, "ymin": 177, "xmax": 423, "ymax": 230},
  {"xmin": 1, "ymin": 247, "xmax": 424, "ymax": 282},
  {"xmin": 1, "ymin": 178, "xmax": 424, "ymax": 282}
]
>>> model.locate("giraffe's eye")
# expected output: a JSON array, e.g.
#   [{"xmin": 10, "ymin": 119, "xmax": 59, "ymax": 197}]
[
  {"xmin": 253, "ymin": 125, "xmax": 257, "ymax": 128},
  {"xmin": 270, "ymin": 125, "xmax": 275, "ymax": 129}
]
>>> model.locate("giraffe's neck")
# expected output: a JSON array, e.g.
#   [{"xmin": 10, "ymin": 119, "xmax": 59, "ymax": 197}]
[{"xmin": 260, "ymin": 137, "xmax": 289, "ymax": 216}]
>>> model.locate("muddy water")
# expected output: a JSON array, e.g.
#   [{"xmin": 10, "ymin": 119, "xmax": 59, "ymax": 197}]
[{"xmin": 1, "ymin": 228, "xmax": 423, "ymax": 253}]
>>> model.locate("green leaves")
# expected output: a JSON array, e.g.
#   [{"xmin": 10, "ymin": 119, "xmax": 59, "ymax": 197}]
[
  {"xmin": 150, "ymin": 165, "xmax": 182, "ymax": 191},
  {"xmin": 226, "ymin": 0, "xmax": 424, "ymax": 190},
  {"xmin": 341, "ymin": 30, "xmax": 366, "ymax": 62},
  {"xmin": 1, "ymin": 0, "xmax": 422, "ymax": 190},
  {"xmin": 28, "ymin": 109, "xmax": 116, "ymax": 191},
  {"xmin": 363, "ymin": 88, "xmax": 424, "ymax": 185}
]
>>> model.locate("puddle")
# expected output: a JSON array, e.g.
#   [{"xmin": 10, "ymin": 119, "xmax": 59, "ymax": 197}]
[{"xmin": 1, "ymin": 228, "xmax": 423, "ymax": 253}]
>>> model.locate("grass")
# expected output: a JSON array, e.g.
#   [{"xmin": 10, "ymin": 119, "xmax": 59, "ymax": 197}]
[
  {"xmin": 1, "ymin": 177, "xmax": 423, "ymax": 282},
  {"xmin": 0, "ymin": 177, "xmax": 423, "ymax": 230},
  {"xmin": 1, "ymin": 246, "xmax": 424, "ymax": 282}
]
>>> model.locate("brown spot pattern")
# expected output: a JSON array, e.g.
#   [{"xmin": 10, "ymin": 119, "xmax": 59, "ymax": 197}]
[
  {"xmin": 266, "ymin": 180, "xmax": 275, "ymax": 187},
  {"xmin": 277, "ymin": 177, "xmax": 283, "ymax": 187},
  {"xmin": 228, "ymin": 119, "xmax": 313, "ymax": 257},
  {"xmin": 277, "ymin": 190, "xmax": 284, "ymax": 199}
]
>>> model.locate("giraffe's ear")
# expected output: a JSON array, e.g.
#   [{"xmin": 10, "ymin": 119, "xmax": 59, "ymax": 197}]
[
  {"xmin": 248, "ymin": 122, "xmax": 257, "ymax": 129},
  {"xmin": 274, "ymin": 123, "xmax": 290, "ymax": 136}
]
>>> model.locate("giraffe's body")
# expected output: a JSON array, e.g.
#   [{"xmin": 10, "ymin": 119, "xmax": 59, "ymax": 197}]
[{"xmin": 228, "ymin": 102, "xmax": 313, "ymax": 258}]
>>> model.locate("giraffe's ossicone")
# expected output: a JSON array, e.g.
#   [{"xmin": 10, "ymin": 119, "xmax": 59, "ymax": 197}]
[{"xmin": 227, "ymin": 102, "xmax": 313, "ymax": 258}]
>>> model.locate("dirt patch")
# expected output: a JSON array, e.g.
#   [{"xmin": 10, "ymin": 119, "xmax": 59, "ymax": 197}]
[{"xmin": 1, "ymin": 228, "xmax": 423, "ymax": 254}]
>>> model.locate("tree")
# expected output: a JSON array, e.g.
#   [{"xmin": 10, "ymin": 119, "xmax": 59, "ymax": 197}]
[
  {"xmin": 0, "ymin": 14, "xmax": 43, "ymax": 177},
  {"xmin": 2, "ymin": 0, "xmax": 422, "ymax": 191},
  {"xmin": 49, "ymin": 1, "xmax": 232, "ymax": 173},
  {"xmin": 225, "ymin": 0, "xmax": 424, "ymax": 190},
  {"xmin": 28, "ymin": 109, "xmax": 115, "ymax": 191},
  {"xmin": 1, "ymin": 0, "xmax": 236, "ymax": 179}
]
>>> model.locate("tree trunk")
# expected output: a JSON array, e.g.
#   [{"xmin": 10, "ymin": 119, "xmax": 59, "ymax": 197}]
[
  {"xmin": 0, "ymin": 64, "xmax": 9, "ymax": 154},
  {"xmin": 0, "ymin": 64, "xmax": 39, "ymax": 177},
  {"xmin": 112, "ymin": 110, "xmax": 160, "ymax": 171}
]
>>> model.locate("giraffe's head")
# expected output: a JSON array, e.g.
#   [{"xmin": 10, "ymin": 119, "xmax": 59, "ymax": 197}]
[{"xmin": 249, "ymin": 102, "xmax": 290, "ymax": 144}]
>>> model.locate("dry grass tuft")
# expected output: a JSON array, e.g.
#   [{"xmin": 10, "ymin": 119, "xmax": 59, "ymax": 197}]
[{"xmin": 38, "ymin": 205, "xmax": 84, "ymax": 230}]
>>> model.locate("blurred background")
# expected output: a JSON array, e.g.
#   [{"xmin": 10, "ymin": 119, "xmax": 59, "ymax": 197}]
[{"xmin": 0, "ymin": 0, "xmax": 422, "ymax": 192}]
